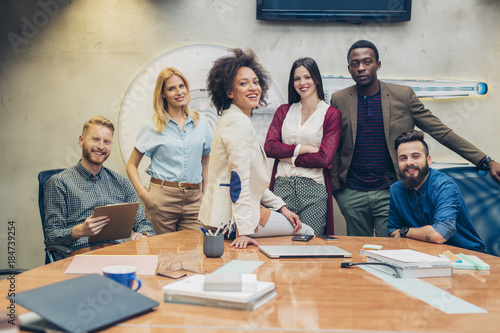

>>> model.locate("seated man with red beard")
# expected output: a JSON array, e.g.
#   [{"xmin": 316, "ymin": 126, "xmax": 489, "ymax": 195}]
[
  {"xmin": 388, "ymin": 130, "xmax": 485, "ymax": 252},
  {"xmin": 44, "ymin": 116, "xmax": 155, "ymax": 261}
]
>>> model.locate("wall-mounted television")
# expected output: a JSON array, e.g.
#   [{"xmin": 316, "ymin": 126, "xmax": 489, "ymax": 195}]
[{"xmin": 257, "ymin": 0, "xmax": 412, "ymax": 24}]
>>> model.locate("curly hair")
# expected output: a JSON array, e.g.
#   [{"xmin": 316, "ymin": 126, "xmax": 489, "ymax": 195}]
[{"xmin": 206, "ymin": 48, "xmax": 270, "ymax": 115}]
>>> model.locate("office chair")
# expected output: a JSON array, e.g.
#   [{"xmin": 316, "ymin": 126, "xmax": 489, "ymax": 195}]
[
  {"xmin": 38, "ymin": 169, "xmax": 72, "ymax": 264},
  {"xmin": 0, "ymin": 269, "xmax": 28, "ymax": 276},
  {"xmin": 440, "ymin": 166, "xmax": 500, "ymax": 256}
]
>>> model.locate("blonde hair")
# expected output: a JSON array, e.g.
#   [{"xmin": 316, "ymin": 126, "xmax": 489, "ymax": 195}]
[
  {"xmin": 152, "ymin": 67, "xmax": 200, "ymax": 132},
  {"xmin": 82, "ymin": 115, "xmax": 115, "ymax": 135}
]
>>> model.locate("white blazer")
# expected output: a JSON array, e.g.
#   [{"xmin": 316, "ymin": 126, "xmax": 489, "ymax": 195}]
[{"xmin": 198, "ymin": 104, "xmax": 285, "ymax": 235}]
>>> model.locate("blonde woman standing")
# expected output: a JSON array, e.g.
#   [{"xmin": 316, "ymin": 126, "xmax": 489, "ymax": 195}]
[{"xmin": 127, "ymin": 68, "xmax": 212, "ymax": 234}]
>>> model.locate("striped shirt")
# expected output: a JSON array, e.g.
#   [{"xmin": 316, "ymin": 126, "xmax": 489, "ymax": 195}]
[
  {"xmin": 43, "ymin": 161, "xmax": 155, "ymax": 261},
  {"xmin": 346, "ymin": 91, "xmax": 396, "ymax": 191}
]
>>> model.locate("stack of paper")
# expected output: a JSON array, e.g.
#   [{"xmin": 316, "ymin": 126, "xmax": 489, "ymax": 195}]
[
  {"xmin": 364, "ymin": 249, "xmax": 453, "ymax": 278},
  {"xmin": 162, "ymin": 274, "xmax": 276, "ymax": 310},
  {"xmin": 203, "ymin": 273, "xmax": 257, "ymax": 291}
]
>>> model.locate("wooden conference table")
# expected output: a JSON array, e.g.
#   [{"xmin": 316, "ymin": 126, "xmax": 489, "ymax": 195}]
[{"xmin": 2, "ymin": 230, "xmax": 499, "ymax": 332}]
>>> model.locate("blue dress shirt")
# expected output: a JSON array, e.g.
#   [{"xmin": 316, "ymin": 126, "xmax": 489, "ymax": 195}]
[
  {"xmin": 135, "ymin": 115, "xmax": 212, "ymax": 183},
  {"xmin": 388, "ymin": 168, "xmax": 485, "ymax": 252}
]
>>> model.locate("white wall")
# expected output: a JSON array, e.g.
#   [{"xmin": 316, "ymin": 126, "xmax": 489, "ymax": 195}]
[{"xmin": 1, "ymin": 0, "xmax": 499, "ymax": 269}]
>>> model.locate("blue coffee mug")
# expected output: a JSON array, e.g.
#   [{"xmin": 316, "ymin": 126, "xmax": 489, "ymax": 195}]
[{"xmin": 102, "ymin": 265, "xmax": 141, "ymax": 291}]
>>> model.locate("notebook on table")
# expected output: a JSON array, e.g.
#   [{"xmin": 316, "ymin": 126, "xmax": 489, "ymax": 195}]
[
  {"xmin": 259, "ymin": 245, "xmax": 352, "ymax": 259},
  {"xmin": 13, "ymin": 274, "xmax": 159, "ymax": 333}
]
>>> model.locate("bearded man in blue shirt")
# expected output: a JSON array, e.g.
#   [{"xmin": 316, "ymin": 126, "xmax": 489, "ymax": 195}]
[{"xmin": 388, "ymin": 130, "xmax": 485, "ymax": 252}]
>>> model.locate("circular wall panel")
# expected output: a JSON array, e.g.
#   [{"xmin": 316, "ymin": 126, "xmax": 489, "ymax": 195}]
[{"xmin": 118, "ymin": 44, "xmax": 283, "ymax": 184}]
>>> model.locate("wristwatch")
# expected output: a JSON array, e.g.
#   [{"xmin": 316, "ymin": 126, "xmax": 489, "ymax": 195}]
[
  {"xmin": 142, "ymin": 232, "xmax": 153, "ymax": 237},
  {"xmin": 479, "ymin": 155, "xmax": 493, "ymax": 170},
  {"xmin": 399, "ymin": 227, "xmax": 410, "ymax": 238}
]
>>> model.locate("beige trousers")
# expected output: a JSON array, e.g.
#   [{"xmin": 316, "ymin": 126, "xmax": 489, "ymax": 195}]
[{"xmin": 146, "ymin": 182, "xmax": 202, "ymax": 235}]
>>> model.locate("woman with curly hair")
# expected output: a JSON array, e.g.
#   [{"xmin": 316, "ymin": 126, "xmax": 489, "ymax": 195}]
[
  {"xmin": 198, "ymin": 49, "xmax": 313, "ymax": 249},
  {"xmin": 127, "ymin": 67, "xmax": 212, "ymax": 234},
  {"xmin": 264, "ymin": 57, "xmax": 341, "ymax": 236}
]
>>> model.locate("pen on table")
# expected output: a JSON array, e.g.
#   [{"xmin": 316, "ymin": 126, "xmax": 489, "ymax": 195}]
[{"xmin": 200, "ymin": 226, "xmax": 208, "ymax": 235}]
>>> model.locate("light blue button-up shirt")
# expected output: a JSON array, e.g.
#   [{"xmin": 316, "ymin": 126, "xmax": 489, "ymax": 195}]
[{"xmin": 135, "ymin": 115, "xmax": 212, "ymax": 183}]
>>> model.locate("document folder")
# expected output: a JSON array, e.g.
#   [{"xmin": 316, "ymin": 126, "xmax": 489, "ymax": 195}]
[{"xmin": 88, "ymin": 202, "xmax": 139, "ymax": 243}]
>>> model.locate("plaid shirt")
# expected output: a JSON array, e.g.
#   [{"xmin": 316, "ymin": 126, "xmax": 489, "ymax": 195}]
[{"xmin": 44, "ymin": 161, "xmax": 155, "ymax": 261}]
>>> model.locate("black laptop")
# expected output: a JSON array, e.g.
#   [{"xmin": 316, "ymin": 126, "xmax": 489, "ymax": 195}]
[{"xmin": 13, "ymin": 274, "xmax": 159, "ymax": 333}]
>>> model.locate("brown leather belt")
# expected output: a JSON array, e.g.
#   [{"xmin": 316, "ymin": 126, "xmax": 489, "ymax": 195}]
[
  {"xmin": 150, "ymin": 177, "xmax": 200, "ymax": 189},
  {"xmin": 70, "ymin": 243, "xmax": 116, "ymax": 256}
]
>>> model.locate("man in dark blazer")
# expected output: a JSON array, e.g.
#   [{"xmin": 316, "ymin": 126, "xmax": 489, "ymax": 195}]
[{"xmin": 330, "ymin": 40, "xmax": 500, "ymax": 237}]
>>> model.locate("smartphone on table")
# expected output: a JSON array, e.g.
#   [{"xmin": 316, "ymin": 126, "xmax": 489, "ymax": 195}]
[
  {"xmin": 317, "ymin": 235, "xmax": 338, "ymax": 241},
  {"xmin": 292, "ymin": 235, "xmax": 314, "ymax": 242}
]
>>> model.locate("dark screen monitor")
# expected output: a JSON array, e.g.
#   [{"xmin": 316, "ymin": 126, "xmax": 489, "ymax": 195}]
[{"xmin": 257, "ymin": 0, "xmax": 412, "ymax": 23}]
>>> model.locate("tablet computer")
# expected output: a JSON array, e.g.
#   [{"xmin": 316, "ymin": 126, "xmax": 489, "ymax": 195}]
[{"xmin": 88, "ymin": 202, "xmax": 139, "ymax": 243}]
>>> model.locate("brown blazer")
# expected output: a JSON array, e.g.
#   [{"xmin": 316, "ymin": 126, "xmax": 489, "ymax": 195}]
[{"xmin": 330, "ymin": 80, "xmax": 485, "ymax": 193}]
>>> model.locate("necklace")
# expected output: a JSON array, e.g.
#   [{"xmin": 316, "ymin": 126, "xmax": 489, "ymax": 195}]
[
  {"xmin": 301, "ymin": 110, "xmax": 315, "ymax": 125},
  {"xmin": 302, "ymin": 109, "xmax": 315, "ymax": 118}
]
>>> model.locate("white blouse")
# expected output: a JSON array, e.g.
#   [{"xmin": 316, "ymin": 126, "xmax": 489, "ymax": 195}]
[{"xmin": 275, "ymin": 100, "xmax": 329, "ymax": 184}]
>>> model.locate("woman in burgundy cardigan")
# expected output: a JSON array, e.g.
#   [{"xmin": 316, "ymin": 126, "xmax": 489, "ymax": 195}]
[{"xmin": 264, "ymin": 57, "xmax": 341, "ymax": 235}]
